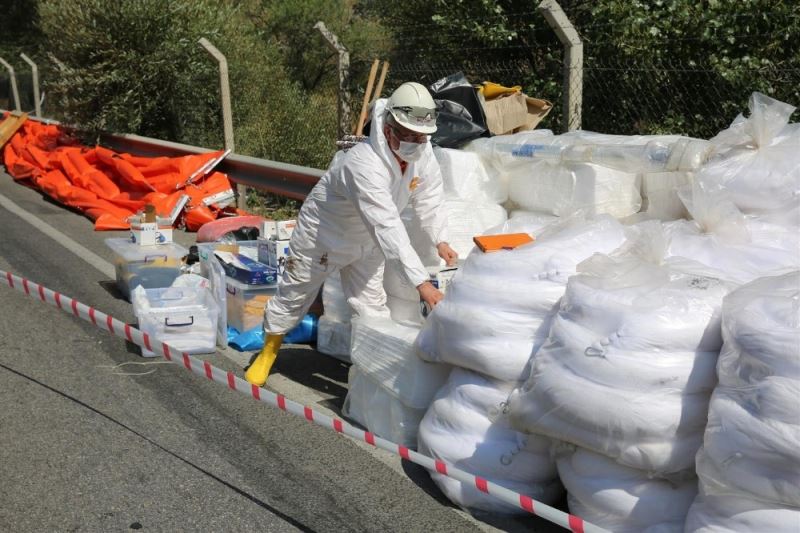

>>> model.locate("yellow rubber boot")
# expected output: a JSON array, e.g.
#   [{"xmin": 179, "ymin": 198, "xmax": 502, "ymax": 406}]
[{"xmin": 245, "ymin": 334, "xmax": 284, "ymax": 387}]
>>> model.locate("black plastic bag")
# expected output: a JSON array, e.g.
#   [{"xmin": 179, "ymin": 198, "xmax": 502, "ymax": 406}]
[
  {"xmin": 428, "ymin": 72, "xmax": 489, "ymax": 148},
  {"xmin": 430, "ymin": 100, "xmax": 486, "ymax": 149}
]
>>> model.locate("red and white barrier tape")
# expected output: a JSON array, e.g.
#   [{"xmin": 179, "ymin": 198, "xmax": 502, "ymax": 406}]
[{"xmin": 1, "ymin": 269, "xmax": 607, "ymax": 533}]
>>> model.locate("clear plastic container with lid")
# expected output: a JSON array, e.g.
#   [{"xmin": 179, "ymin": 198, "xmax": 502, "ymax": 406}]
[
  {"xmin": 225, "ymin": 277, "xmax": 278, "ymax": 333},
  {"xmin": 131, "ymin": 285, "xmax": 219, "ymax": 357},
  {"xmin": 105, "ymin": 238, "xmax": 189, "ymax": 300}
]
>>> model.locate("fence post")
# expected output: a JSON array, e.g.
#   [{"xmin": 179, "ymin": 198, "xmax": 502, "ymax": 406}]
[
  {"xmin": 314, "ymin": 21, "xmax": 351, "ymax": 139},
  {"xmin": 198, "ymin": 37, "xmax": 245, "ymax": 210},
  {"xmin": 538, "ymin": 0, "xmax": 582, "ymax": 131},
  {"xmin": 19, "ymin": 53, "xmax": 41, "ymax": 117},
  {"xmin": 0, "ymin": 56, "xmax": 22, "ymax": 112}
]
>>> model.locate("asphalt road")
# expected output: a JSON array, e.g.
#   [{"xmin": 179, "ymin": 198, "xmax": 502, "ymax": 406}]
[{"xmin": 0, "ymin": 168, "xmax": 563, "ymax": 533}]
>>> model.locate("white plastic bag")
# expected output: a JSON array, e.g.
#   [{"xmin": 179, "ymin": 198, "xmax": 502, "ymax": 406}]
[
  {"xmin": 416, "ymin": 215, "xmax": 626, "ymax": 382},
  {"xmin": 433, "ymin": 146, "xmax": 508, "ymax": 203},
  {"xmin": 555, "ymin": 445, "xmax": 697, "ymax": 533},
  {"xmin": 691, "ymin": 272, "xmax": 800, "ymax": 518},
  {"xmin": 668, "ymin": 181, "xmax": 800, "ymax": 284},
  {"xmin": 685, "ymin": 482, "xmax": 800, "ymax": 533},
  {"xmin": 342, "ymin": 365, "xmax": 426, "ymax": 448},
  {"xmin": 507, "ymin": 241, "xmax": 733, "ymax": 475},
  {"xmin": 700, "ymin": 92, "xmax": 800, "ymax": 220},
  {"xmin": 350, "ymin": 316, "xmax": 450, "ymax": 409},
  {"xmin": 316, "ymin": 315, "xmax": 351, "ymax": 361},
  {"xmin": 508, "ymin": 161, "xmax": 641, "ymax": 218},
  {"xmin": 417, "ymin": 368, "xmax": 561, "ymax": 514},
  {"xmin": 639, "ymin": 170, "xmax": 692, "ymax": 220}
]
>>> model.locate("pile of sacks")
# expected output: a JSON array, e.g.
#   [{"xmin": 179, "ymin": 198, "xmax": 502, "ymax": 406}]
[
  {"xmin": 507, "ymin": 226, "xmax": 732, "ymax": 531},
  {"xmin": 465, "ymin": 128, "xmax": 711, "ymax": 222},
  {"xmin": 342, "ymin": 316, "xmax": 451, "ymax": 448},
  {"xmin": 501, "ymin": 93, "xmax": 799, "ymax": 525},
  {"xmin": 686, "ymin": 272, "xmax": 800, "ymax": 532},
  {"xmin": 331, "ymin": 92, "xmax": 799, "ymax": 527},
  {"xmin": 414, "ymin": 215, "xmax": 627, "ymax": 513}
]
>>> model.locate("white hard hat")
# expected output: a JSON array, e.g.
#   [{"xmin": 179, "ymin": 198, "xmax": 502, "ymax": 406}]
[{"xmin": 387, "ymin": 82, "xmax": 438, "ymax": 134}]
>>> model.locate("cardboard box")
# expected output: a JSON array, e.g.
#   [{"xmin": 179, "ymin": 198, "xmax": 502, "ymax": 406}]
[
  {"xmin": 516, "ymin": 96, "xmax": 553, "ymax": 132},
  {"xmin": 130, "ymin": 222, "xmax": 173, "ymax": 246},
  {"xmin": 427, "ymin": 265, "xmax": 458, "ymax": 293},
  {"xmin": 257, "ymin": 238, "xmax": 291, "ymax": 274},
  {"xmin": 214, "ymin": 251, "xmax": 278, "ymax": 285},
  {"xmin": 129, "ymin": 206, "xmax": 173, "ymax": 245},
  {"xmin": 261, "ymin": 220, "xmax": 296, "ymax": 241},
  {"xmin": 482, "ymin": 92, "xmax": 553, "ymax": 135},
  {"xmin": 420, "ymin": 265, "xmax": 459, "ymax": 318}
]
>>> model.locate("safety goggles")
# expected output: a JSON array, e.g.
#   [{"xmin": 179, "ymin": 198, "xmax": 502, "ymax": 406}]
[
  {"xmin": 389, "ymin": 125, "xmax": 428, "ymax": 143},
  {"xmin": 391, "ymin": 105, "xmax": 438, "ymax": 128}
]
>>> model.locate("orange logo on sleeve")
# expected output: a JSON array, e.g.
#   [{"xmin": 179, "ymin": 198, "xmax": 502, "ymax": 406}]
[{"xmin": 409, "ymin": 176, "xmax": 421, "ymax": 192}]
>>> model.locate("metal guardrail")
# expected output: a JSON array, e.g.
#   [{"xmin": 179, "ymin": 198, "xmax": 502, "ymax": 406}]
[{"xmin": 1, "ymin": 111, "xmax": 324, "ymax": 201}]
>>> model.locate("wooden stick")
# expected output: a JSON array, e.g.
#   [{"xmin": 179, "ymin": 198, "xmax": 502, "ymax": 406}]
[
  {"xmin": 371, "ymin": 61, "xmax": 390, "ymax": 104},
  {"xmin": 355, "ymin": 59, "xmax": 380, "ymax": 136}
]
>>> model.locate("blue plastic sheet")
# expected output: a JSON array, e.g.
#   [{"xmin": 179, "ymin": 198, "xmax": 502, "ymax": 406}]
[{"xmin": 227, "ymin": 314, "xmax": 319, "ymax": 351}]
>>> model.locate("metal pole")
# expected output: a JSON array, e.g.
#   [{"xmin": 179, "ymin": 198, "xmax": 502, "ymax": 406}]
[
  {"xmin": 538, "ymin": 0, "xmax": 583, "ymax": 131},
  {"xmin": 0, "ymin": 56, "xmax": 22, "ymax": 112},
  {"xmin": 19, "ymin": 53, "xmax": 41, "ymax": 117},
  {"xmin": 198, "ymin": 37, "xmax": 245, "ymax": 210},
  {"xmin": 315, "ymin": 21, "xmax": 351, "ymax": 140}
]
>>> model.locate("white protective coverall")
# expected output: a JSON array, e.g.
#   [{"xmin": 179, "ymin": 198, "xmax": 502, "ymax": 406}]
[{"xmin": 264, "ymin": 98, "xmax": 449, "ymax": 334}]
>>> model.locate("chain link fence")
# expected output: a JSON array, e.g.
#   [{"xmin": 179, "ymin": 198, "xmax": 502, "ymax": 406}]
[{"xmin": 333, "ymin": 8, "xmax": 799, "ymax": 144}]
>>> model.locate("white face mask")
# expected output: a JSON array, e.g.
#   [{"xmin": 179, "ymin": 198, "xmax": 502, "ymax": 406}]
[{"xmin": 393, "ymin": 140, "xmax": 426, "ymax": 163}]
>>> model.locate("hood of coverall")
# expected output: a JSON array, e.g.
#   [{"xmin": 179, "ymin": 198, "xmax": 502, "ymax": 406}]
[{"xmin": 369, "ymin": 98, "xmax": 406, "ymax": 176}]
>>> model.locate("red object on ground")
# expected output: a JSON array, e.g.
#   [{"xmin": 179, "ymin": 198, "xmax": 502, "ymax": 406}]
[
  {"xmin": 195, "ymin": 215, "xmax": 267, "ymax": 242},
  {"xmin": 0, "ymin": 113, "xmax": 242, "ymax": 231}
]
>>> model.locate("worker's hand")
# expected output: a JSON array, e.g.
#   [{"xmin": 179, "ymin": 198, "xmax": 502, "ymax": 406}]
[
  {"xmin": 436, "ymin": 242, "xmax": 458, "ymax": 266},
  {"xmin": 417, "ymin": 281, "xmax": 444, "ymax": 310}
]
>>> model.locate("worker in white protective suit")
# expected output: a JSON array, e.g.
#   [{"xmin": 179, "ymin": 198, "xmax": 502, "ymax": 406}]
[{"xmin": 245, "ymin": 82, "xmax": 458, "ymax": 386}]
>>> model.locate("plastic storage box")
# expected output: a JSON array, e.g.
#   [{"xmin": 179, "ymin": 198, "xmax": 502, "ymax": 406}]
[
  {"xmin": 197, "ymin": 241, "xmax": 258, "ymax": 280},
  {"xmin": 105, "ymin": 238, "xmax": 188, "ymax": 300},
  {"xmin": 225, "ymin": 277, "xmax": 278, "ymax": 333},
  {"xmin": 131, "ymin": 286, "xmax": 219, "ymax": 357}
]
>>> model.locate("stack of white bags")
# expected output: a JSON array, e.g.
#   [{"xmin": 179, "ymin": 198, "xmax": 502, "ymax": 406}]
[
  {"xmin": 333, "ymin": 92, "xmax": 800, "ymax": 528},
  {"xmin": 686, "ymin": 272, "xmax": 800, "ymax": 532},
  {"xmin": 416, "ymin": 215, "xmax": 626, "ymax": 382},
  {"xmin": 503, "ymin": 93, "xmax": 799, "ymax": 532},
  {"xmin": 343, "ymin": 316, "xmax": 451, "ymax": 448},
  {"xmin": 418, "ymin": 368, "xmax": 562, "ymax": 514},
  {"xmin": 415, "ymin": 215, "xmax": 627, "ymax": 513},
  {"xmin": 507, "ymin": 228, "xmax": 731, "ymax": 531}
]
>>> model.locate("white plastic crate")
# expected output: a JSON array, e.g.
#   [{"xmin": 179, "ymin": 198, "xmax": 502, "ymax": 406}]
[
  {"xmin": 105, "ymin": 238, "xmax": 188, "ymax": 300},
  {"xmin": 132, "ymin": 286, "xmax": 218, "ymax": 357}
]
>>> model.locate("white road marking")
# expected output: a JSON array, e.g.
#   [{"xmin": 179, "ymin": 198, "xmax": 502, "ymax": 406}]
[{"xmin": 0, "ymin": 192, "xmax": 116, "ymax": 279}]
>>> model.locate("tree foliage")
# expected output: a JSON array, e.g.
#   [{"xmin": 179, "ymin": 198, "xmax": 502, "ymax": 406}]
[
  {"xmin": 36, "ymin": 0, "xmax": 339, "ymax": 170},
  {"xmin": 249, "ymin": 0, "xmax": 390, "ymax": 93},
  {"xmin": 5, "ymin": 0, "xmax": 799, "ymax": 172},
  {"xmin": 369, "ymin": 0, "xmax": 799, "ymax": 136}
]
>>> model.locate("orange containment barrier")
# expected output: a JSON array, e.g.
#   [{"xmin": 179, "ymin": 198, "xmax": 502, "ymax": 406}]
[{"xmin": 0, "ymin": 112, "xmax": 241, "ymax": 231}]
